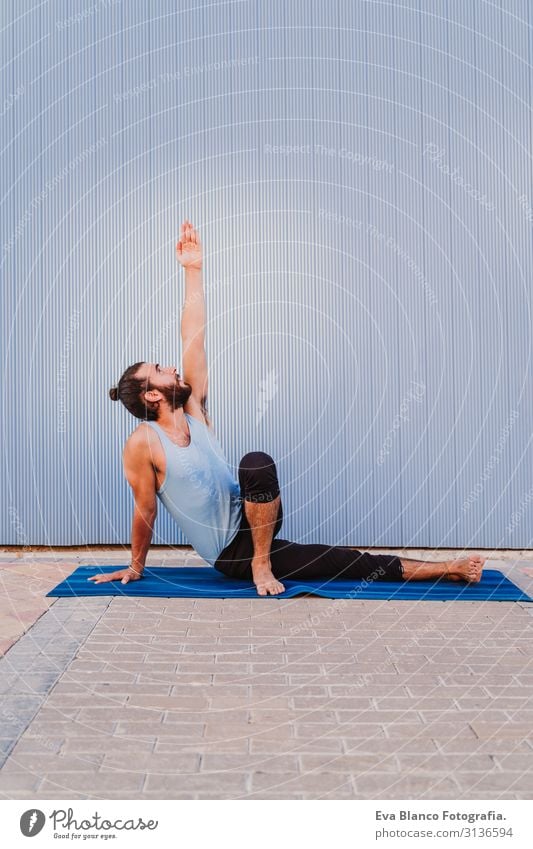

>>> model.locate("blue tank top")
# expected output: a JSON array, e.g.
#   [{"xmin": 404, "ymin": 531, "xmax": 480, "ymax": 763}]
[{"xmin": 145, "ymin": 415, "xmax": 242, "ymax": 565}]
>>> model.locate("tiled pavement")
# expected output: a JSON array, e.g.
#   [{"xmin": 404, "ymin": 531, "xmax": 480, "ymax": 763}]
[
  {"xmin": 0, "ymin": 548, "xmax": 532, "ymax": 800},
  {"xmin": 0, "ymin": 558, "xmax": 73, "ymax": 655}
]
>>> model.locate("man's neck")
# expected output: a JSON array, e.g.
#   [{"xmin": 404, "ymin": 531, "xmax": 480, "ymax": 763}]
[{"xmin": 155, "ymin": 406, "xmax": 188, "ymax": 434}]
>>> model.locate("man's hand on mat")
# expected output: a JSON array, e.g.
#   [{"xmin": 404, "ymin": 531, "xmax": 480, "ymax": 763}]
[
  {"xmin": 251, "ymin": 558, "xmax": 285, "ymax": 596},
  {"xmin": 87, "ymin": 567, "xmax": 144, "ymax": 585},
  {"xmin": 176, "ymin": 220, "xmax": 202, "ymax": 270}
]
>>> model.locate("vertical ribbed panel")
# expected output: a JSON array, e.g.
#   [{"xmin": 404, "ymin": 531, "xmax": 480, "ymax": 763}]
[{"xmin": 1, "ymin": 1, "xmax": 532, "ymax": 548}]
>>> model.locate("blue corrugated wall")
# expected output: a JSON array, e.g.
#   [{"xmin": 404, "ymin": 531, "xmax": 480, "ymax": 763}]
[{"xmin": 1, "ymin": 1, "xmax": 532, "ymax": 549}]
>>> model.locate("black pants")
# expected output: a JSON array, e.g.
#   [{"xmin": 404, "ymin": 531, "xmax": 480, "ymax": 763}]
[{"xmin": 214, "ymin": 452, "xmax": 404, "ymax": 582}]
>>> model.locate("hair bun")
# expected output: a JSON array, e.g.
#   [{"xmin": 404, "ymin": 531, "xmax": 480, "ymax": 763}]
[{"xmin": 109, "ymin": 386, "xmax": 119, "ymax": 401}]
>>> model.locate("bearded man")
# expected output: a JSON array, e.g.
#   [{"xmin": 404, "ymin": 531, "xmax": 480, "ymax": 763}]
[{"xmin": 94, "ymin": 221, "xmax": 484, "ymax": 595}]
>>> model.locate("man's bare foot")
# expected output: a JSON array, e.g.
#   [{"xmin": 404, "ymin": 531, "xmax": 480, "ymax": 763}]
[
  {"xmin": 445, "ymin": 555, "xmax": 485, "ymax": 583},
  {"xmin": 251, "ymin": 561, "xmax": 285, "ymax": 596}
]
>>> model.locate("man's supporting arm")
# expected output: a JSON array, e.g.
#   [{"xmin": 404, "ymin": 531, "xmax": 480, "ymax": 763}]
[
  {"xmin": 88, "ymin": 436, "xmax": 157, "ymax": 585},
  {"xmin": 129, "ymin": 497, "xmax": 157, "ymax": 575}
]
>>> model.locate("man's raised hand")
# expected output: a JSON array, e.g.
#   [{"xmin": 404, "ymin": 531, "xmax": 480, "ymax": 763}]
[{"xmin": 176, "ymin": 220, "xmax": 202, "ymax": 269}]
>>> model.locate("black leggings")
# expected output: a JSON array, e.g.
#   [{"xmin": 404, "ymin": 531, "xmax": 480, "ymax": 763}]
[{"xmin": 214, "ymin": 452, "xmax": 404, "ymax": 582}]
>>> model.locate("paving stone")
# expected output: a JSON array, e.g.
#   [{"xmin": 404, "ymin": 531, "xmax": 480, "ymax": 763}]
[
  {"xmin": 138, "ymin": 670, "xmax": 208, "ymax": 684},
  {"xmin": 453, "ymin": 697, "xmax": 503, "ymax": 709},
  {"xmin": 128, "ymin": 694, "xmax": 209, "ymax": 708},
  {"xmin": 1, "ymin": 751, "xmax": 104, "ymax": 773},
  {"xmin": 200, "ymin": 753, "xmax": 299, "ymax": 772},
  {"xmin": 436, "ymin": 739, "xmax": 531, "ymax": 754},
  {"xmin": 263, "ymin": 663, "xmax": 324, "ymax": 675},
  {"xmin": 419, "ymin": 709, "xmax": 509, "ymax": 723},
  {"xmin": 295, "ymin": 723, "xmax": 386, "ymax": 740},
  {"xmin": 352, "ymin": 774, "xmax": 459, "ymax": 797},
  {"xmin": 8, "ymin": 736, "xmax": 64, "ymax": 755},
  {"xmin": 0, "ymin": 738, "xmax": 16, "ymax": 755},
  {"xmin": 60, "ymin": 736, "xmax": 156, "ymax": 753},
  {"xmin": 471, "ymin": 722, "xmax": 533, "ymax": 739},
  {"xmin": 116, "ymin": 721, "xmax": 204, "ymax": 738},
  {"xmin": 245, "ymin": 791, "xmax": 308, "ymax": 800},
  {"xmin": 39, "ymin": 772, "xmax": 144, "ymax": 797},
  {"xmin": 299, "ymin": 753, "xmax": 399, "ymax": 773},
  {"xmin": 256, "ymin": 673, "xmax": 306, "ymax": 683},
  {"xmin": 214, "ymin": 673, "xmax": 287, "ymax": 685},
  {"xmin": 445, "ymin": 674, "xmax": 515, "ymax": 686},
  {"xmin": 292, "ymin": 696, "xmax": 372, "ymax": 709},
  {"xmin": 505, "ymin": 708, "xmax": 533, "ymax": 721},
  {"xmin": 367, "ymin": 674, "xmax": 444, "ymax": 687},
  {"xmin": 103, "ymin": 661, "xmax": 179, "ymax": 674},
  {"xmin": 158, "ymin": 738, "xmax": 250, "ymax": 754},
  {"xmin": 0, "ymin": 772, "xmax": 43, "ymax": 793},
  {"xmin": 250, "ymin": 771, "xmax": 354, "ymax": 794},
  {"xmin": 385, "ymin": 722, "xmax": 477, "ymax": 739},
  {"xmin": 32, "ymin": 706, "xmax": 81, "ymax": 721},
  {"xmin": 78, "ymin": 706, "xmax": 166, "ymax": 723},
  {"xmin": 0, "ymin": 694, "xmax": 44, "ymax": 713},
  {"xmin": 330, "ymin": 684, "xmax": 410, "ymax": 697},
  {"xmin": 454, "ymin": 773, "xmax": 533, "ymax": 793},
  {"xmin": 513, "ymin": 675, "xmax": 533, "ymax": 685},
  {"xmin": 212, "ymin": 696, "xmax": 292, "ymax": 710},
  {"xmin": 68, "ymin": 660, "xmax": 116, "ymax": 673},
  {"xmin": 179, "ymin": 663, "xmax": 249, "ymax": 674},
  {"xmin": 247, "ymin": 685, "xmax": 304, "ymax": 698},
  {"xmin": 45, "ymin": 693, "xmax": 129, "ymax": 708},
  {"xmin": 204, "ymin": 723, "xmax": 293, "ymax": 740},
  {"xmin": 383, "ymin": 697, "xmax": 458, "ymax": 710},
  {"xmin": 27, "ymin": 720, "xmax": 117, "ymax": 737},
  {"xmin": 485, "ymin": 686, "xmax": 533, "ymax": 697},
  {"xmin": 67, "ymin": 672, "xmax": 137, "ymax": 684},
  {"xmin": 344, "ymin": 737, "xmax": 439, "ymax": 754},
  {"xmin": 336, "ymin": 710, "xmax": 426, "ymax": 724},
  {"xmin": 248, "ymin": 709, "xmax": 336, "ymax": 724},
  {"xmin": 144, "ymin": 773, "xmax": 248, "ymax": 795},
  {"xmin": 79, "ymin": 650, "xmax": 147, "ymax": 662},
  {"xmin": 101, "ymin": 752, "xmax": 200, "ymax": 773},
  {"xmin": 0, "ymin": 672, "xmax": 59, "ymax": 695},
  {"xmin": 491, "ymin": 753, "xmax": 533, "ymax": 770},
  {"xmin": 250, "ymin": 737, "xmax": 344, "ymax": 754},
  {"xmin": 395, "ymin": 753, "xmax": 496, "ymax": 773}
]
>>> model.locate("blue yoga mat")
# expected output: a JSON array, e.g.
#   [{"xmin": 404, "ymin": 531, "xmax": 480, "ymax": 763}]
[{"xmin": 46, "ymin": 566, "xmax": 532, "ymax": 601}]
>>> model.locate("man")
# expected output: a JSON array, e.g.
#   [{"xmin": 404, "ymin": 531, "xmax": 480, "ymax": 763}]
[{"xmin": 93, "ymin": 220, "xmax": 485, "ymax": 596}]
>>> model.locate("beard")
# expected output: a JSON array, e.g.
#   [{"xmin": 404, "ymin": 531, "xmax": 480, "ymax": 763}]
[{"xmin": 158, "ymin": 376, "xmax": 192, "ymax": 410}]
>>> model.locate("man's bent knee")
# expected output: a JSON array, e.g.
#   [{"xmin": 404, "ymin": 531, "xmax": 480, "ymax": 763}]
[
  {"xmin": 239, "ymin": 451, "xmax": 276, "ymax": 471},
  {"xmin": 238, "ymin": 451, "xmax": 280, "ymax": 503}
]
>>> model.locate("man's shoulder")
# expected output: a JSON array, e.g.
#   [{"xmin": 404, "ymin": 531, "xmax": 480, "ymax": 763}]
[
  {"xmin": 124, "ymin": 423, "xmax": 157, "ymax": 456},
  {"xmin": 122, "ymin": 425, "xmax": 160, "ymax": 491}
]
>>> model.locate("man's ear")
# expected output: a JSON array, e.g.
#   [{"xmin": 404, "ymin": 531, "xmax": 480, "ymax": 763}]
[{"xmin": 144, "ymin": 389, "xmax": 161, "ymax": 403}]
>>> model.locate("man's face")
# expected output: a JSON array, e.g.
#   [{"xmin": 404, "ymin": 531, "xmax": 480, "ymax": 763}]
[{"xmin": 137, "ymin": 362, "xmax": 192, "ymax": 412}]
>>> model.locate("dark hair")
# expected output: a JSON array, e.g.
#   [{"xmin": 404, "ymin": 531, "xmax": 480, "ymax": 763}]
[{"xmin": 109, "ymin": 361, "xmax": 158, "ymax": 420}]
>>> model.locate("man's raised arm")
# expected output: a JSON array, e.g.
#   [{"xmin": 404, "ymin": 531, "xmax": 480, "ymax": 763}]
[{"xmin": 176, "ymin": 220, "xmax": 208, "ymax": 419}]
